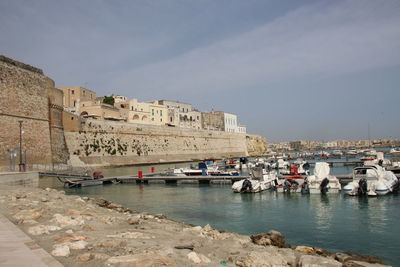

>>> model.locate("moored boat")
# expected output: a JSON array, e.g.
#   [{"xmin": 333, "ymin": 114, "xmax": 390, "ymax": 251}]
[
  {"xmin": 342, "ymin": 165, "xmax": 398, "ymax": 196},
  {"xmin": 301, "ymin": 162, "xmax": 341, "ymax": 194}
]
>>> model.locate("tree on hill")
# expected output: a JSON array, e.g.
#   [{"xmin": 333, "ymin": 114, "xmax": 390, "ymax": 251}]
[{"xmin": 103, "ymin": 96, "xmax": 115, "ymax": 105}]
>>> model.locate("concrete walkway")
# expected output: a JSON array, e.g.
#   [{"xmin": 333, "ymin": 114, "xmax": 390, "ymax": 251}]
[{"xmin": 0, "ymin": 213, "xmax": 63, "ymax": 267}]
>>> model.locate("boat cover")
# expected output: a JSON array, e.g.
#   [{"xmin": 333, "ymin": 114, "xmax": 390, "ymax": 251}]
[{"xmin": 314, "ymin": 162, "xmax": 330, "ymax": 180}]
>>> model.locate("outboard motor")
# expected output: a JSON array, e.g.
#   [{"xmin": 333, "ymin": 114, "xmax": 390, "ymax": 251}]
[
  {"xmin": 283, "ymin": 179, "xmax": 292, "ymax": 192},
  {"xmin": 358, "ymin": 178, "xmax": 368, "ymax": 196},
  {"xmin": 240, "ymin": 179, "xmax": 253, "ymax": 193},
  {"xmin": 320, "ymin": 178, "xmax": 330, "ymax": 194},
  {"xmin": 301, "ymin": 178, "xmax": 310, "ymax": 195}
]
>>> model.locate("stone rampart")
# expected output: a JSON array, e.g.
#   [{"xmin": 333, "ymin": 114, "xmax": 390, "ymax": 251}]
[
  {"xmin": 64, "ymin": 119, "xmax": 267, "ymax": 167},
  {"xmin": 0, "ymin": 56, "xmax": 54, "ymax": 171}
]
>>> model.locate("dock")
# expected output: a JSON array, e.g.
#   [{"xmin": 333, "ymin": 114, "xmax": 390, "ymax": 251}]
[
  {"xmin": 40, "ymin": 171, "xmax": 400, "ymax": 188},
  {"xmin": 40, "ymin": 172, "xmax": 250, "ymax": 187}
]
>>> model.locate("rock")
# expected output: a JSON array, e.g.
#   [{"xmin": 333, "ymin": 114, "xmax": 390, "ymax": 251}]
[
  {"xmin": 342, "ymin": 251, "xmax": 384, "ymax": 264},
  {"xmin": 41, "ymin": 198, "xmax": 49, "ymax": 202},
  {"xmin": 203, "ymin": 224, "xmax": 213, "ymax": 232},
  {"xmin": 83, "ymin": 224, "xmax": 96, "ymax": 231},
  {"xmin": 69, "ymin": 240, "xmax": 88, "ymax": 250},
  {"xmin": 106, "ymin": 253, "xmax": 176, "ymax": 265},
  {"xmin": 99, "ymin": 216, "xmax": 116, "ymax": 224},
  {"xmin": 93, "ymin": 253, "xmax": 110, "ymax": 260},
  {"xmin": 106, "ymin": 231, "xmax": 153, "ymax": 239},
  {"xmin": 299, "ymin": 255, "xmax": 342, "ymax": 267},
  {"xmin": 65, "ymin": 230, "xmax": 73, "ymax": 234},
  {"xmin": 235, "ymin": 251, "xmax": 289, "ymax": 267},
  {"xmin": 278, "ymin": 248, "xmax": 299, "ymax": 266},
  {"xmin": 187, "ymin": 252, "xmax": 211, "ymax": 264},
  {"xmin": 96, "ymin": 240, "xmax": 127, "ymax": 248},
  {"xmin": 76, "ymin": 253, "xmax": 94, "ymax": 262},
  {"xmin": 183, "ymin": 226, "xmax": 202, "ymax": 232},
  {"xmin": 51, "ymin": 245, "xmax": 70, "ymax": 257},
  {"xmin": 45, "ymin": 188, "xmax": 52, "ymax": 192},
  {"xmin": 52, "ymin": 214, "xmax": 84, "ymax": 227},
  {"xmin": 67, "ymin": 209, "xmax": 82, "ymax": 216},
  {"xmin": 336, "ymin": 252, "xmax": 352, "ymax": 263},
  {"xmin": 127, "ymin": 216, "xmax": 140, "ymax": 225},
  {"xmin": 314, "ymin": 247, "xmax": 332, "ymax": 257},
  {"xmin": 296, "ymin": 246, "xmax": 316, "ymax": 254},
  {"xmin": 55, "ymin": 233, "xmax": 89, "ymax": 243},
  {"xmin": 22, "ymin": 219, "xmax": 38, "ymax": 225},
  {"xmin": 28, "ymin": 225, "xmax": 61, "ymax": 235},
  {"xmin": 107, "ymin": 203, "xmax": 122, "ymax": 209},
  {"xmin": 82, "ymin": 197, "xmax": 89, "ymax": 201},
  {"xmin": 343, "ymin": 261, "xmax": 388, "ymax": 267},
  {"xmin": 13, "ymin": 208, "xmax": 43, "ymax": 220},
  {"xmin": 15, "ymin": 194, "xmax": 27, "ymax": 199},
  {"xmin": 250, "ymin": 230, "xmax": 286, "ymax": 248},
  {"xmin": 155, "ymin": 213, "xmax": 166, "ymax": 219}
]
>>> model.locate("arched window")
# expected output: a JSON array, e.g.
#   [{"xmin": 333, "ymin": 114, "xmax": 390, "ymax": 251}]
[{"xmin": 133, "ymin": 115, "xmax": 140, "ymax": 120}]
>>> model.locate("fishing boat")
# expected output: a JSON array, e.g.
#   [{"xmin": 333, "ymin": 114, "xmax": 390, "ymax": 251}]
[
  {"xmin": 301, "ymin": 162, "xmax": 341, "ymax": 194},
  {"xmin": 342, "ymin": 165, "xmax": 398, "ymax": 196}
]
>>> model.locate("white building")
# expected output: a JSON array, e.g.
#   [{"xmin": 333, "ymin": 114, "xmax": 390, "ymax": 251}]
[
  {"xmin": 224, "ymin": 112, "xmax": 238, "ymax": 133},
  {"xmin": 237, "ymin": 124, "xmax": 247, "ymax": 134}
]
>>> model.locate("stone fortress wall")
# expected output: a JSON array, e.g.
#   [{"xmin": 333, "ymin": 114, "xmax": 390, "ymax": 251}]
[
  {"xmin": 0, "ymin": 56, "xmax": 55, "ymax": 171},
  {"xmin": 64, "ymin": 117, "xmax": 267, "ymax": 167},
  {"xmin": 0, "ymin": 55, "xmax": 267, "ymax": 170}
]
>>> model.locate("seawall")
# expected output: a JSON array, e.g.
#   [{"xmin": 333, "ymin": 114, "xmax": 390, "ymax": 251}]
[{"xmin": 64, "ymin": 117, "xmax": 267, "ymax": 167}]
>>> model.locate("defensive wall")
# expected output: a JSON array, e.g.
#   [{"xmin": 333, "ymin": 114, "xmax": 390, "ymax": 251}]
[
  {"xmin": 64, "ymin": 117, "xmax": 267, "ymax": 167},
  {"xmin": 0, "ymin": 55, "xmax": 68, "ymax": 171},
  {"xmin": 0, "ymin": 55, "xmax": 267, "ymax": 170}
]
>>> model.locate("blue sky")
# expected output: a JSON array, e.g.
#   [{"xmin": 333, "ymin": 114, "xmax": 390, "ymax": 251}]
[{"xmin": 1, "ymin": 0, "xmax": 400, "ymax": 141}]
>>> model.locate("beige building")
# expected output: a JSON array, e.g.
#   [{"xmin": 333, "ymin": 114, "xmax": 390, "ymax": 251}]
[
  {"xmin": 57, "ymin": 86, "xmax": 96, "ymax": 114},
  {"xmin": 80, "ymin": 99, "xmax": 124, "ymax": 121},
  {"xmin": 125, "ymin": 99, "xmax": 168, "ymax": 126}
]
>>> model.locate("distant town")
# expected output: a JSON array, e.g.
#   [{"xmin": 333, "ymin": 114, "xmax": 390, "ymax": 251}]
[
  {"xmin": 58, "ymin": 86, "xmax": 247, "ymax": 134},
  {"xmin": 269, "ymin": 139, "xmax": 400, "ymax": 152}
]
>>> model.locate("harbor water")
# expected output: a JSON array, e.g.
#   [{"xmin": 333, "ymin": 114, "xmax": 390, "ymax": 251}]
[{"xmin": 40, "ymin": 163, "xmax": 400, "ymax": 266}]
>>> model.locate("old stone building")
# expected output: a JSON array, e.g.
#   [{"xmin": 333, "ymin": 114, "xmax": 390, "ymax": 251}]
[
  {"xmin": 158, "ymin": 100, "xmax": 202, "ymax": 129},
  {"xmin": 0, "ymin": 55, "xmax": 68, "ymax": 171},
  {"xmin": 57, "ymin": 86, "xmax": 96, "ymax": 114}
]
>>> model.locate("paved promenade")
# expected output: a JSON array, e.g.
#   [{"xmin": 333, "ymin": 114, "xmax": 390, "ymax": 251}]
[{"xmin": 0, "ymin": 213, "xmax": 63, "ymax": 267}]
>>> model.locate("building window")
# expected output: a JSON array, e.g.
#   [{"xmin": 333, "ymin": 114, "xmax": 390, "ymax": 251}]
[
  {"xmin": 71, "ymin": 90, "xmax": 74, "ymax": 94},
  {"xmin": 160, "ymin": 118, "xmax": 162, "ymax": 122},
  {"xmin": 160, "ymin": 110, "xmax": 162, "ymax": 116},
  {"xmin": 152, "ymin": 109, "xmax": 154, "ymax": 115}
]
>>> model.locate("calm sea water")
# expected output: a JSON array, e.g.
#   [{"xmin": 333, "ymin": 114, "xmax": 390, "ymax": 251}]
[{"xmin": 40, "ymin": 162, "xmax": 400, "ymax": 266}]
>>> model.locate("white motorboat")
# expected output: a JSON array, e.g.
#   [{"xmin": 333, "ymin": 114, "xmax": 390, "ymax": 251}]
[
  {"xmin": 301, "ymin": 162, "xmax": 341, "ymax": 194},
  {"xmin": 173, "ymin": 162, "xmax": 239, "ymax": 176},
  {"xmin": 363, "ymin": 152, "xmax": 391, "ymax": 167},
  {"xmin": 342, "ymin": 165, "xmax": 399, "ymax": 196},
  {"xmin": 232, "ymin": 169, "xmax": 278, "ymax": 193}
]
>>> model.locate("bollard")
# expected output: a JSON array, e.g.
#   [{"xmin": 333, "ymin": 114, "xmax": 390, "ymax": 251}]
[
  {"xmin": 151, "ymin": 167, "xmax": 155, "ymax": 173},
  {"xmin": 138, "ymin": 170, "xmax": 143, "ymax": 179}
]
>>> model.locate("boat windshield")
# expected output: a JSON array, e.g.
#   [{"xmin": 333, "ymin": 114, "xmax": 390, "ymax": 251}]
[{"xmin": 353, "ymin": 167, "xmax": 379, "ymax": 180}]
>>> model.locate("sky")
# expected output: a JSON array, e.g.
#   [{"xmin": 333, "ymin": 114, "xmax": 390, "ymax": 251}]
[{"xmin": 1, "ymin": 0, "xmax": 400, "ymax": 142}]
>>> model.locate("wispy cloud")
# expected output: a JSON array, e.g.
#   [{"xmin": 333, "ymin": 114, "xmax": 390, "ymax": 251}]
[{"xmin": 112, "ymin": 0, "xmax": 400, "ymax": 98}]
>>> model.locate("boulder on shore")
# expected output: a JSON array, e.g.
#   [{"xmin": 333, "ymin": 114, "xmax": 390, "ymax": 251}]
[{"xmin": 250, "ymin": 230, "xmax": 286, "ymax": 248}]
